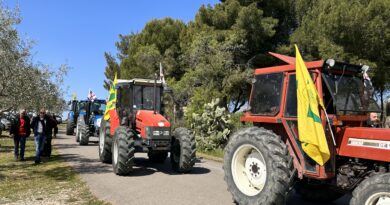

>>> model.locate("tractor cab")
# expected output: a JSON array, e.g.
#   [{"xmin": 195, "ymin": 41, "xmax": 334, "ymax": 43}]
[{"xmin": 115, "ymin": 78, "xmax": 163, "ymax": 121}]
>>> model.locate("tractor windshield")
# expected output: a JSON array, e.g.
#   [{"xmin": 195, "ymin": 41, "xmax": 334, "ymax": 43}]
[
  {"xmin": 322, "ymin": 73, "xmax": 380, "ymax": 115},
  {"xmin": 133, "ymin": 85, "xmax": 161, "ymax": 111},
  {"xmin": 78, "ymin": 101, "xmax": 87, "ymax": 113},
  {"xmin": 90, "ymin": 101, "xmax": 106, "ymax": 115}
]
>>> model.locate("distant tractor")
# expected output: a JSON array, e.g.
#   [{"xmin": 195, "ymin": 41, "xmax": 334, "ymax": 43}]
[
  {"xmin": 76, "ymin": 99, "xmax": 106, "ymax": 145},
  {"xmin": 98, "ymin": 78, "xmax": 196, "ymax": 175},
  {"xmin": 66, "ymin": 100, "xmax": 79, "ymax": 135},
  {"xmin": 224, "ymin": 53, "xmax": 390, "ymax": 205}
]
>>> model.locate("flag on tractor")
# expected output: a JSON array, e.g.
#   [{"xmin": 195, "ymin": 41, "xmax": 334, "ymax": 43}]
[
  {"xmin": 295, "ymin": 44, "xmax": 330, "ymax": 166},
  {"xmin": 87, "ymin": 90, "xmax": 97, "ymax": 101},
  {"xmin": 104, "ymin": 74, "xmax": 117, "ymax": 120}
]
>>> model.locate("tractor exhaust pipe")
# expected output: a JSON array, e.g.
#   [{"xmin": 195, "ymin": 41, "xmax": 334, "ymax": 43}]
[{"xmin": 154, "ymin": 73, "xmax": 157, "ymax": 114}]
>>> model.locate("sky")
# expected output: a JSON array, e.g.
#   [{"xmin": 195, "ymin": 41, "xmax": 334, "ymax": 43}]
[{"xmin": 4, "ymin": 0, "xmax": 219, "ymax": 114}]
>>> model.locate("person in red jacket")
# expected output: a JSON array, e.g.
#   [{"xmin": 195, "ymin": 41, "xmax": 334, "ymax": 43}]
[{"xmin": 10, "ymin": 109, "xmax": 31, "ymax": 161}]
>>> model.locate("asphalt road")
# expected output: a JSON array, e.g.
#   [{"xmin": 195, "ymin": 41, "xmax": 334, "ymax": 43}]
[{"xmin": 54, "ymin": 129, "xmax": 351, "ymax": 205}]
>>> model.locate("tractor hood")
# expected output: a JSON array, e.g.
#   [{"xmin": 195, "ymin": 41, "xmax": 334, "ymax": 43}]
[{"xmin": 135, "ymin": 110, "xmax": 170, "ymax": 128}]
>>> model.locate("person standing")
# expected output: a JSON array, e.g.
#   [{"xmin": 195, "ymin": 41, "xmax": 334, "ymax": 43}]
[
  {"xmin": 31, "ymin": 109, "xmax": 50, "ymax": 164},
  {"xmin": 10, "ymin": 109, "xmax": 31, "ymax": 161},
  {"xmin": 41, "ymin": 111, "xmax": 58, "ymax": 158}
]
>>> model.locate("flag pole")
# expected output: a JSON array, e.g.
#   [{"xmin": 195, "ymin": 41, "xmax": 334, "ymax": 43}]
[{"xmin": 322, "ymin": 107, "xmax": 336, "ymax": 146}]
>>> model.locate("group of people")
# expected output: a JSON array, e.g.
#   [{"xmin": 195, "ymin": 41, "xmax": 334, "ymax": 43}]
[{"xmin": 10, "ymin": 108, "xmax": 58, "ymax": 164}]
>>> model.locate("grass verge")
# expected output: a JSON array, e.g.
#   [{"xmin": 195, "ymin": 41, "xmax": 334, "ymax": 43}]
[
  {"xmin": 0, "ymin": 134, "xmax": 109, "ymax": 205},
  {"xmin": 197, "ymin": 148, "xmax": 224, "ymax": 162}
]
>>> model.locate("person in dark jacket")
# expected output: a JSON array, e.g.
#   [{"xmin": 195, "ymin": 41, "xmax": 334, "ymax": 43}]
[
  {"xmin": 31, "ymin": 108, "xmax": 55, "ymax": 164},
  {"xmin": 41, "ymin": 111, "xmax": 58, "ymax": 158},
  {"xmin": 10, "ymin": 109, "xmax": 31, "ymax": 161}
]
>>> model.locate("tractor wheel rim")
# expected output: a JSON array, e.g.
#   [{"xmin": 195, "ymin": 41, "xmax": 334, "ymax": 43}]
[
  {"xmin": 365, "ymin": 192, "xmax": 390, "ymax": 205},
  {"xmin": 113, "ymin": 139, "xmax": 118, "ymax": 165},
  {"xmin": 231, "ymin": 144, "xmax": 267, "ymax": 196},
  {"xmin": 99, "ymin": 129, "xmax": 104, "ymax": 154}
]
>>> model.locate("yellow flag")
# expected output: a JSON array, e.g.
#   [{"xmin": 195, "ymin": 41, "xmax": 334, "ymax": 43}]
[
  {"xmin": 295, "ymin": 45, "xmax": 330, "ymax": 165},
  {"xmin": 72, "ymin": 92, "xmax": 77, "ymax": 101},
  {"xmin": 104, "ymin": 74, "xmax": 117, "ymax": 120}
]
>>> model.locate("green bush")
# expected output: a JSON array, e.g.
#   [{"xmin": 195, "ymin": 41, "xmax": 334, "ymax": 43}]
[{"xmin": 187, "ymin": 98, "xmax": 232, "ymax": 151}]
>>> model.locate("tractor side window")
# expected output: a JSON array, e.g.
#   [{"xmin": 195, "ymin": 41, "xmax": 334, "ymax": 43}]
[
  {"xmin": 285, "ymin": 74, "xmax": 297, "ymax": 117},
  {"xmin": 250, "ymin": 73, "xmax": 283, "ymax": 115},
  {"xmin": 118, "ymin": 87, "xmax": 132, "ymax": 117}
]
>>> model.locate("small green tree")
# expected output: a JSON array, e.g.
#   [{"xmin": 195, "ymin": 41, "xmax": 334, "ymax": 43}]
[{"xmin": 188, "ymin": 98, "xmax": 232, "ymax": 151}]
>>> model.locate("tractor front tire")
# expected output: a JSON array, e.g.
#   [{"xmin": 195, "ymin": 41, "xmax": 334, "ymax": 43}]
[
  {"xmin": 295, "ymin": 180, "xmax": 344, "ymax": 203},
  {"xmin": 148, "ymin": 151, "xmax": 168, "ymax": 163},
  {"xmin": 75, "ymin": 124, "xmax": 80, "ymax": 142},
  {"xmin": 78, "ymin": 121, "xmax": 89, "ymax": 146},
  {"xmin": 112, "ymin": 126, "xmax": 135, "ymax": 175},
  {"xmin": 170, "ymin": 127, "xmax": 196, "ymax": 173},
  {"xmin": 66, "ymin": 121, "xmax": 74, "ymax": 135},
  {"xmin": 224, "ymin": 127, "xmax": 294, "ymax": 205},
  {"xmin": 99, "ymin": 120, "xmax": 112, "ymax": 163},
  {"xmin": 350, "ymin": 173, "xmax": 390, "ymax": 205}
]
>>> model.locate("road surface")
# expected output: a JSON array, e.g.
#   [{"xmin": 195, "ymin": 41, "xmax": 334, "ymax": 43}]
[{"xmin": 54, "ymin": 130, "xmax": 351, "ymax": 205}]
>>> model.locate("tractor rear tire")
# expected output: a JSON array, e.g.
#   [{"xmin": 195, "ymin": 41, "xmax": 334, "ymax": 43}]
[
  {"xmin": 350, "ymin": 173, "xmax": 390, "ymax": 205},
  {"xmin": 148, "ymin": 151, "xmax": 168, "ymax": 163},
  {"xmin": 170, "ymin": 127, "xmax": 196, "ymax": 173},
  {"xmin": 224, "ymin": 127, "xmax": 294, "ymax": 205},
  {"xmin": 295, "ymin": 180, "xmax": 344, "ymax": 203},
  {"xmin": 66, "ymin": 121, "xmax": 74, "ymax": 135},
  {"xmin": 112, "ymin": 126, "xmax": 135, "ymax": 175},
  {"xmin": 99, "ymin": 120, "xmax": 112, "ymax": 163},
  {"xmin": 78, "ymin": 121, "xmax": 89, "ymax": 146}
]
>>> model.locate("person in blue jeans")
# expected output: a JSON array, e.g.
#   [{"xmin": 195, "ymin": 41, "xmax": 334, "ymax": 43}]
[
  {"xmin": 10, "ymin": 109, "xmax": 31, "ymax": 161},
  {"xmin": 31, "ymin": 109, "xmax": 53, "ymax": 164}
]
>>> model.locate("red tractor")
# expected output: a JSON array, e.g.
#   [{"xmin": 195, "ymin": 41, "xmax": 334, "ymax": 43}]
[
  {"xmin": 224, "ymin": 53, "xmax": 390, "ymax": 205},
  {"xmin": 98, "ymin": 78, "xmax": 196, "ymax": 175}
]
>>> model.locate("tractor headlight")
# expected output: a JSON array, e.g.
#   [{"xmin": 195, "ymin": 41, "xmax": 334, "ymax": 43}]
[{"xmin": 152, "ymin": 130, "xmax": 170, "ymax": 136}]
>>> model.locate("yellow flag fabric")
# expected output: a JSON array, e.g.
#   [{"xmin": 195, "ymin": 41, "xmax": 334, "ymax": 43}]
[
  {"xmin": 295, "ymin": 45, "xmax": 330, "ymax": 166},
  {"xmin": 72, "ymin": 92, "xmax": 77, "ymax": 101},
  {"xmin": 104, "ymin": 74, "xmax": 117, "ymax": 120}
]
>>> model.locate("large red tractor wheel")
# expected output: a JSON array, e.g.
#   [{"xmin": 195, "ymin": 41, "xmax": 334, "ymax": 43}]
[
  {"xmin": 112, "ymin": 126, "xmax": 135, "ymax": 175},
  {"xmin": 224, "ymin": 127, "xmax": 294, "ymax": 205},
  {"xmin": 351, "ymin": 173, "xmax": 390, "ymax": 205},
  {"xmin": 99, "ymin": 120, "xmax": 112, "ymax": 163},
  {"xmin": 170, "ymin": 127, "xmax": 196, "ymax": 173}
]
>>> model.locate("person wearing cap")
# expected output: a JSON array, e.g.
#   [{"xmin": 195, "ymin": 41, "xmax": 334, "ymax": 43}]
[{"xmin": 9, "ymin": 109, "xmax": 31, "ymax": 161}]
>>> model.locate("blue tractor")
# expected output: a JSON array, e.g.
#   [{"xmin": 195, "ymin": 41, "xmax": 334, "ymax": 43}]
[
  {"xmin": 66, "ymin": 100, "xmax": 79, "ymax": 135},
  {"xmin": 75, "ymin": 99, "xmax": 106, "ymax": 145}
]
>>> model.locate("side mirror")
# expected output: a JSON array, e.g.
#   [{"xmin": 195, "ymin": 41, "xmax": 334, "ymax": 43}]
[{"xmin": 67, "ymin": 101, "xmax": 72, "ymax": 105}]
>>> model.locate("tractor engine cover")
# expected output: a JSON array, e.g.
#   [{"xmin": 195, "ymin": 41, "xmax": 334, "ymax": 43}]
[{"xmin": 135, "ymin": 110, "xmax": 171, "ymax": 139}]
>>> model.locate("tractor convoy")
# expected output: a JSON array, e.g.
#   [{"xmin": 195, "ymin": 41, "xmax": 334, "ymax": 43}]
[
  {"xmin": 223, "ymin": 53, "xmax": 390, "ymax": 205},
  {"xmin": 64, "ymin": 52, "xmax": 389, "ymax": 205}
]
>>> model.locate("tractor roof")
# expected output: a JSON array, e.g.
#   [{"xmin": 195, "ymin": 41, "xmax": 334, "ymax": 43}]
[
  {"xmin": 255, "ymin": 52, "xmax": 366, "ymax": 75},
  {"xmin": 116, "ymin": 78, "xmax": 163, "ymax": 88},
  {"xmin": 254, "ymin": 52, "xmax": 324, "ymax": 75}
]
